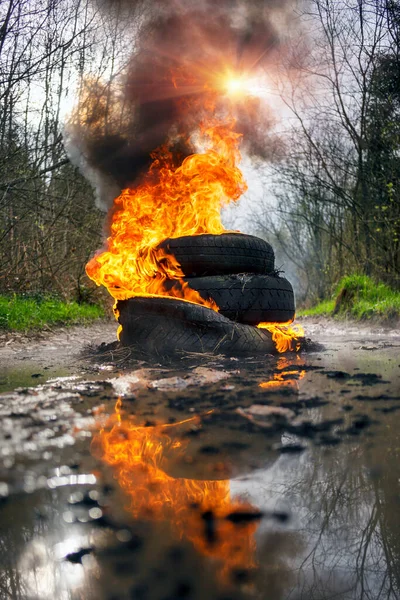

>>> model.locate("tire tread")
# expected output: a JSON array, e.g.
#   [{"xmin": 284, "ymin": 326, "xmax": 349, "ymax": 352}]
[{"xmin": 159, "ymin": 233, "xmax": 275, "ymax": 276}]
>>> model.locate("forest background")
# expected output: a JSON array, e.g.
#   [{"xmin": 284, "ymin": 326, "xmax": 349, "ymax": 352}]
[{"xmin": 0, "ymin": 0, "xmax": 399, "ymax": 328}]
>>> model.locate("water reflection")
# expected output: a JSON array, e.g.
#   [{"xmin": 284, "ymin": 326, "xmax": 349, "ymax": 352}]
[
  {"xmin": 259, "ymin": 355, "xmax": 306, "ymax": 391},
  {"xmin": 232, "ymin": 410, "xmax": 400, "ymax": 599},
  {"xmin": 0, "ymin": 485, "xmax": 103, "ymax": 600},
  {"xmin": 92, "ymin": 400, "xmax": 261, "ymax": 585},
  {"xmin": 1, "ymin": 349, "xmax": 400, "ymax": 599}
]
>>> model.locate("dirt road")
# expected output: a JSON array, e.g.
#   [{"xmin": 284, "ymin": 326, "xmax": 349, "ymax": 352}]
[{"xmin": 0, "ymin": 318, "xmax": 399, "ymax": 600}]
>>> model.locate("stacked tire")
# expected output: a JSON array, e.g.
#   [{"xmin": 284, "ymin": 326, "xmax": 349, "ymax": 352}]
[{"xmin": 117, "ymin": 233, "xmax": 297, "ymax": 357}]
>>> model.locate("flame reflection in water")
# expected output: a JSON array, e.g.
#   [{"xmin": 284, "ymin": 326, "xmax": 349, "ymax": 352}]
[{"xmin": 92, "ymin": 400, "xmax": 260, "ymax": 583}]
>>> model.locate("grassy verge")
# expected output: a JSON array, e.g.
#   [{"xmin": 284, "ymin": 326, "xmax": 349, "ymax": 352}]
[
  {"xmin": 298, "ymin": 299, "xmax": 335, "ymax": 317},
  {"xmin": 0, "ymin": 294, "xmax": 105, "ymax": 331},
  {"xmin": 298, "ymin": 275, "xmax": 400, "ymax": 321}
]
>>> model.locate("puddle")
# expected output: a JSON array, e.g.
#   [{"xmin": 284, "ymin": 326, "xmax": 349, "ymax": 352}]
[
  {"xmin": 0, "ymin": 332, "xmax": 400, "ymax": 599},
  {"xmin": 0, "ymin": 365, "xmax": 69, "ymax": 393}
]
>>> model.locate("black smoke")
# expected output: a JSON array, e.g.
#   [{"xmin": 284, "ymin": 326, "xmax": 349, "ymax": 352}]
[{"xmin": 65, "ymin": 0, "xmax": 297, "ymax": 209}]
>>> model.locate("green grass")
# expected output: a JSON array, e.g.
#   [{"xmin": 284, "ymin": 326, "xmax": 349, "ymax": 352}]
[
  {"xmin": 297, "ymin": 299, "xmax": 335, "ymax": 317},
  {"xmin": 0, "ymin": 294, "xmax": 105, "ymax": 331},
  {"xmin": 298, "ymin": 275, "xmax": 400, "ymax": 321}
]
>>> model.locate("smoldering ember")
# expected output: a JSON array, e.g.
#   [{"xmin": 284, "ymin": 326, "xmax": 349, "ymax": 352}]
[{"xmin": 0, "ymin": 2, "xmax": 400, "ymax": 600}]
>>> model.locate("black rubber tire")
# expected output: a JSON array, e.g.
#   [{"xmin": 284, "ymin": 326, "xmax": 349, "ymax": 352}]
[
  {"xmin": 158, "ymin": 233, "xmax": 275, "ymax": 277},
  {"xmin": 186, "ymin": 274, "xmax": 295, "ymax": 325},
  {"xmin": 116, "ymin": 297, "xmax": 278, "ymax": 356}
]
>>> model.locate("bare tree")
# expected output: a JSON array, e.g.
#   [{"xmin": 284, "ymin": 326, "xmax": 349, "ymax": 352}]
[
  {"xmin": 251, "ymin": 0, "xmax": 400, "ymax": 302},
  {"xmin": 0, "ymin": 0, "xmax": 140, "ymax": 300}
]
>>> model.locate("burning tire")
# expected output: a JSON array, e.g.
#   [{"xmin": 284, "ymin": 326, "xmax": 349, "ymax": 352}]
[
  {"xmin": 186, "ymin": 274, "xmax": 295, "ymax": 325},
  {"xmin": 158, "ymin": 233, "xmax": 274, "ymax": 277},
  {"xmin": 116, "ymin": 296, "xmax": 277, "ymax": 356}
]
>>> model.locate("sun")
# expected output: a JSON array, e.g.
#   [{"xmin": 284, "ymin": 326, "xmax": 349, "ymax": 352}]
[
  {"xmin": 225, "ymin": 76, "xmax": 246, "ymax": 96},
  {"xmin": 222, "ymin": 70, "xmax": 270, "ymax": 100}
]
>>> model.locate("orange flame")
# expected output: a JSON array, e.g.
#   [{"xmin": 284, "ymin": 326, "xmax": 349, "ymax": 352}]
[
  {"xmin": 86, "ymin": 121, "xmax": 246, "ymax": 306},
  {"xmin": 93, "ymin": 401, "xmax": 259, "ymax": 581},
  {"xmin": 257, "ymin": 320, "xmax": 304, "ymax": 353},
  {"xmin": 259, "ymin": 355, "xmax": 306, "ymax": 389},
  {"xmin": 83, "ymin": 82, "xmax": 305, "ymax": 355}
]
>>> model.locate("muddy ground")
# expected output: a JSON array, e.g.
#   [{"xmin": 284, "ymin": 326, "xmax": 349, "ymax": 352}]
[{"xmin": 0, "ymin": 318, "xmax": 399, "ymax": 600}]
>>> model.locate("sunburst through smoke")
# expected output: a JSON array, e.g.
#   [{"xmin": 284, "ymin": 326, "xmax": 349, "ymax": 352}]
[{"xmin": 65, "ymin": 0, "xmax": 296, "ymax": 209}]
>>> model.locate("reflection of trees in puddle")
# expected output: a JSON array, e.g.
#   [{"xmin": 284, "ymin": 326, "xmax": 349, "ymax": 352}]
[
  {"xmin": 0, "ymin": 496, "xmax": 49, "ymax": 599},
  {"xmin": 0, "ymin": 488, "xmax": 97, "ymax": 600},
  {"xmin": 265, "ymin": 425, "xmax": 400, "ymax": 599}
]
